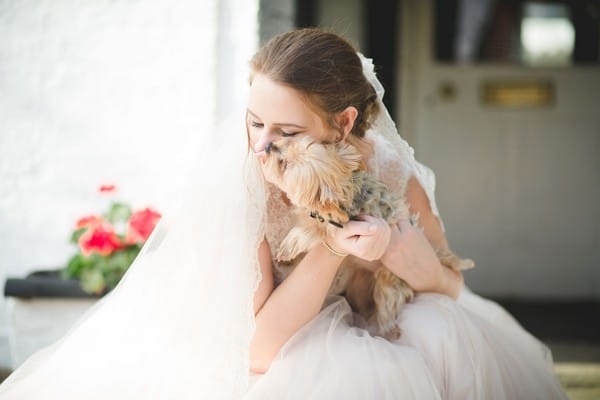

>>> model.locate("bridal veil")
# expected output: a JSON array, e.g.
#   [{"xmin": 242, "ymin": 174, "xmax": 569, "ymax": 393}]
[
  {"xmin": 0, "ymin": 53, "xmax": 508, "ymax": 398},
  {"xmin": 0, "ymin": 112, "xmax": 268, "ymax": 397}
]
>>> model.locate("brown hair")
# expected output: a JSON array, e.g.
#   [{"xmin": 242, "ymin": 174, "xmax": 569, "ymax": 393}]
[{"xmin": 249, "ymin": 28, "xmax": 379, "ymax": 160}]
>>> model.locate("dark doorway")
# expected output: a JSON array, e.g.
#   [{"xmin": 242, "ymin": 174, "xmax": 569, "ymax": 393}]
[
  {"xmin": 295, "ymin": 0, "xmax": 401, "ymax": 122},
  {"xmin": 364, "ymin": 0, "xmax": 399, "ymax": 121}
]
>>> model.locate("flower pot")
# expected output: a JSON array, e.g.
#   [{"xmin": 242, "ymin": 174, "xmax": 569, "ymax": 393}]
[{"xmin": 3, "ymin": 269, "xmax": 103, "ymax": 369}]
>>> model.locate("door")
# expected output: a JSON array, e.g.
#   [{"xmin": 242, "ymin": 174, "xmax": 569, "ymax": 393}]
[{"xmin": 398, "ymin": 0, "xmax": 600, "ymax": 299}]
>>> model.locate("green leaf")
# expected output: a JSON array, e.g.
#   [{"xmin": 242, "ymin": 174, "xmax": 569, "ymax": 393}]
[
  {"xmin": 69, "ymin": 227, "xmax": 87, "ymax": 244},
  {"xmin": 64, "ymin": 243, "xmax": 142, "ymax": 294},
  {"xmin": 104, "ymin": 202, "xmax": 132, "ymax": 224},
  {"xmin": 63, "ymin": 254, "xmax": 85, "ymax": 278},
  {"xmin": 81, "ymin": 269, "xmax": 106, "ymax": 295}
]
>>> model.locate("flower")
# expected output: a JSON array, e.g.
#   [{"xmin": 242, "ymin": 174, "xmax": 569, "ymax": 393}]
[
  {"xmin": 64, "ymin": 187, "xmax": 161, "ymax": 295},
  {"xmin": 78, "ymin": 222, "xmax": 123, "ymax": 256},
  {"xmin": 75, "ymin": 215, "xmax": 103, "ymax": 230},
  {"xmin": 99, "ymin": 184, "xmax": 117, "ymax": 193},
  {"xmin": 125, "ymin": 208, "xmax": 162, "ymax": 244}
]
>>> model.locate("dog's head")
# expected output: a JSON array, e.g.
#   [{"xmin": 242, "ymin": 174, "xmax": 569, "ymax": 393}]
[{"xmin": 262, "ymin": 136, "xmax": 362, "ymax": 225}]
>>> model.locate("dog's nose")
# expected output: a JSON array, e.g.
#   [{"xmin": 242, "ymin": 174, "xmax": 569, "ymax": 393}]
[{"xmin": 265, "ymin": 142, "xmax": 273, "ymax": 154}]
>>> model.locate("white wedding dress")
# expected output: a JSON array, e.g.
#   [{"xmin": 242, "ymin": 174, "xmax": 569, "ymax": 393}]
[
  {"xmin": 242, "ymin": 129, "xmax": 568, "ymax": 399},
  {"xmin": 0, "ymin": 55, "xmax": 567, "ymax": 399}
]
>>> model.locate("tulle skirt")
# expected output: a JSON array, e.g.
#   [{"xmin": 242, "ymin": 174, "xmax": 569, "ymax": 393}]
[{"xmin": 243, "ymin": 287, "xmax": 568, "ymax": 399}]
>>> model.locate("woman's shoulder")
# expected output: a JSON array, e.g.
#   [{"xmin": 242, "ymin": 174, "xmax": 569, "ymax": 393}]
[{"xmin": 364, "ymin": 129, "xmax": 414, "ymax": 194}]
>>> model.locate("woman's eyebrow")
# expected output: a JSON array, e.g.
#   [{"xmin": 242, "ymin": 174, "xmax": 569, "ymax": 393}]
[{"xmin": 246, "ymin": 108, "xmax": 306, "ymax": 129}]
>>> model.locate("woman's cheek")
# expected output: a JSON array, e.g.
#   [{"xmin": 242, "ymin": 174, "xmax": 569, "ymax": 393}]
[
  {"xmin": 259, "ymin": 162, "xmax": 275, "ymax": 183},
  {"xmin": 247, "ymin": 127, "xmax": 257, "ymax": 149}
]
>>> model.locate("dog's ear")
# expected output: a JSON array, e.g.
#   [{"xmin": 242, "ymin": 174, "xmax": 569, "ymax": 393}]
[{"xmin": 334, "ymin": 142, "xmax": 362, "ymax": 172}]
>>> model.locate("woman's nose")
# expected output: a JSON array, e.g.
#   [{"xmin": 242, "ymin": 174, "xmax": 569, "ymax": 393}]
[{"xmin": 253, "ymin": 131, "xmax": 273, "ymax": 153}]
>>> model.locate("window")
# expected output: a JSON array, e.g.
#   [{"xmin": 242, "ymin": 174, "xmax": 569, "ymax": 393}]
[{"xmin": 435, "ymin": 0, "xmax": 600, "ymax": 65}]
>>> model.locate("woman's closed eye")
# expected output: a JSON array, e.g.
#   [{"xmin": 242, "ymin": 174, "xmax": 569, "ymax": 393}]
[{"xmin": 250, "ymin": 121, "xmax": 299, "ymax": 137}]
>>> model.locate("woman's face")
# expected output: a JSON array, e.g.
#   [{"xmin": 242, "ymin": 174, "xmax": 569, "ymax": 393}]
[{"xmin": 246, "ymin": 74, "xmax": 339, "ymax": 164}]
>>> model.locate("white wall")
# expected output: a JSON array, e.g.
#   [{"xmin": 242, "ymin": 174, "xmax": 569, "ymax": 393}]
[{"xmin": 0, "ymin": 0, "xmax": 258, "ymax": 368}]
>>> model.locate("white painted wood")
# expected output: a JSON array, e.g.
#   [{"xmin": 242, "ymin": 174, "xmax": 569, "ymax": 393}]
[{"xmin": 399, "ymin": 0, "xmax": 600, "ymax": 299}]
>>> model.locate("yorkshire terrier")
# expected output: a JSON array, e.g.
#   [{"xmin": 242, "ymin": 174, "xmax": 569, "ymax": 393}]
[{"xmin": 262, "ymin": 136, "xmax": 474, "ymax": 340}]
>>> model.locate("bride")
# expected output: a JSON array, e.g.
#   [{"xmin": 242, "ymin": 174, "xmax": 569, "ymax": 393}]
[{"xmin": 0, "ymin": 28, "xmax": 567, "ymax": 399}]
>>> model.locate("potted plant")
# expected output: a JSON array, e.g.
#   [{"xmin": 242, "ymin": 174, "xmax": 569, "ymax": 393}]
[
  {"xmin": 63, "ymin": 183, "xmax": 161, "ymax": 295},
  {"xmin": 3, "ymin": 184, "xmax": 160, "ymax": 368}
]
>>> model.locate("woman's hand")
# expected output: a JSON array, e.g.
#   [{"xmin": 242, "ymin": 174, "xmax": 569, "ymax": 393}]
[
  {"xmin": 380, "ymin": 219, "xmax": 464, "ymax": 299},
  {"xmin": 327, "ymin": 215, "xmax": 391, "ymax": 262}
]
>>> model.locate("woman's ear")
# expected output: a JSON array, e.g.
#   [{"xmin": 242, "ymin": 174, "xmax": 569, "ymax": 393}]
[{"xmin": 336, "ymin": 106, "xmax": 358, "ymax": 141}]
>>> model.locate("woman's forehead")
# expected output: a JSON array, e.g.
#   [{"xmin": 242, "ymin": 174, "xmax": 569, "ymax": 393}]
[{"xmin": 247, "ymin": 74, "xmax": 321, "ymax": 127}]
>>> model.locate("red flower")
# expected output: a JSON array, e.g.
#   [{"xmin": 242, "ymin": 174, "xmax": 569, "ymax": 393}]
[
  {"xmin": 125, "ymin": 208, "xmax": 162, "ymax": 244},
  {"xmin": 99, "ymin": 184, "xmax": 117, "ymax": 193},
  {"xmin": 76, "ymin": 215, "xmax": 103, "ymax": 230},
  {"xmin": 78, "ymin": 222, "xmax": 123, "ymax": 256}
]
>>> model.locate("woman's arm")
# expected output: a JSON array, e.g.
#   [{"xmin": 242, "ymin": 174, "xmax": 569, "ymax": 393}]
[
  {"xmin": 250, "ymin": 218, "xmax": 387, "ymax": 373},
  {"xmin": 405, "ymin": 176, "xmax": 448, "ymax": 250},
  {"xmin": 252, "ymin": 239, "xmax": 274, "ymax": 315},
  {"xmin": 381, "ymin": 220, "xmax": 464, "ymax": 299},
  {"xmin": 380, "ymin": 176, "xmax": 464, "ymax": 298},
  {"xmin": 249, "ymin": 240, "xmax": 345, "ymax": 374}
]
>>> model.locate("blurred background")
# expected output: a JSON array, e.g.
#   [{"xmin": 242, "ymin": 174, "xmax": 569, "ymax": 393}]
[{"xmin": 1, "ymin": 0, "xmax": 599, "ymax": 396}]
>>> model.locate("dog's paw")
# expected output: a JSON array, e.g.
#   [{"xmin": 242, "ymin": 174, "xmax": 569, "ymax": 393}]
[
  {"xmin": 381, "ymin": 323, "xmax": 402, "ymax": 341},
  {"xmin": 436, "ymin": 248, "xmax": 475, "ymax": 271},
  {"xmin": 276, "ymin": 244, "xmax": 299, "ymax": 263},
  {"xmin": 399, "ymin": 285, "xmax": 415, "ymax": 303},
  {"xmin": 457, "ymin": 258, "xmax": 475, "ymax": 270},
  {"xmin": 276, "ymin": 227, "xmax": 316, "ymax": 263}
]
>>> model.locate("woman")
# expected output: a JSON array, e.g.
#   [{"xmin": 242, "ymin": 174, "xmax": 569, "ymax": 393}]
[
  {"xmin": 242, "ymin": 28, "xmax": 567, "ymax": 399},
  {"xmin": 0, "ymin": 28, "xmax": 566, "ymax": 399}
]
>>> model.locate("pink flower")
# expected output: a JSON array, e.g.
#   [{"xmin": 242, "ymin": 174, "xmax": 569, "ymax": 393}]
[
  {"xmin": 78, "ymin": 222, "xmax": 123, "ymax": 256},
  {"xmin": 99, "ymin": 184, "xmax": 117, "ymax": 193},
  {"xmin": 76, "ymin": 215, "xmax": 103, "ymax": 230},
  {"xmin": 125, "ymin": 208, "xmax": 162, "ymax": 244}
]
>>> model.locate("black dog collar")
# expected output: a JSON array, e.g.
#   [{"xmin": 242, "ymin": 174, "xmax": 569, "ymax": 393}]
[{"xmin": 308, "ymin": 210, "xmax": 344, "ymax": 228}]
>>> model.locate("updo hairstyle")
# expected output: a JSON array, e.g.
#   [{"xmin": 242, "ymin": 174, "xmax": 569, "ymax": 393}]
[{"xmin": 249, "ymin": 28, "xmax": 380, "ymax": 153}]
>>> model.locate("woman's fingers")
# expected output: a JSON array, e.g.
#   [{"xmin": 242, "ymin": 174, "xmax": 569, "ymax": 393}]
[
  {"xmin": 350, "ymin": 215, "xmax": 388, "ymax": 233},
  {"xmin": 331, "ymin": 216, "xmax": 392, "ymax": 261},
  {"xmin": 340, "ymin": 219, "xmax": 377, "ymax": 238},
  {"xmin": 396, "ymin": 218, "xmax": 412, "ymax": 232}
]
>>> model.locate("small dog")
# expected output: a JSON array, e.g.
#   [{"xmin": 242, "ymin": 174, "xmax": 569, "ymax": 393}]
[{"xmin": 262, "ymin": 136, "xmax": 474, "ymax": 340}]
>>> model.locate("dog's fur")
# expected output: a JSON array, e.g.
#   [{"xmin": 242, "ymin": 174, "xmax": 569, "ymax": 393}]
[{"xmin": 262, "ymin": 136, "xmax": 474, "ymax": 340}]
